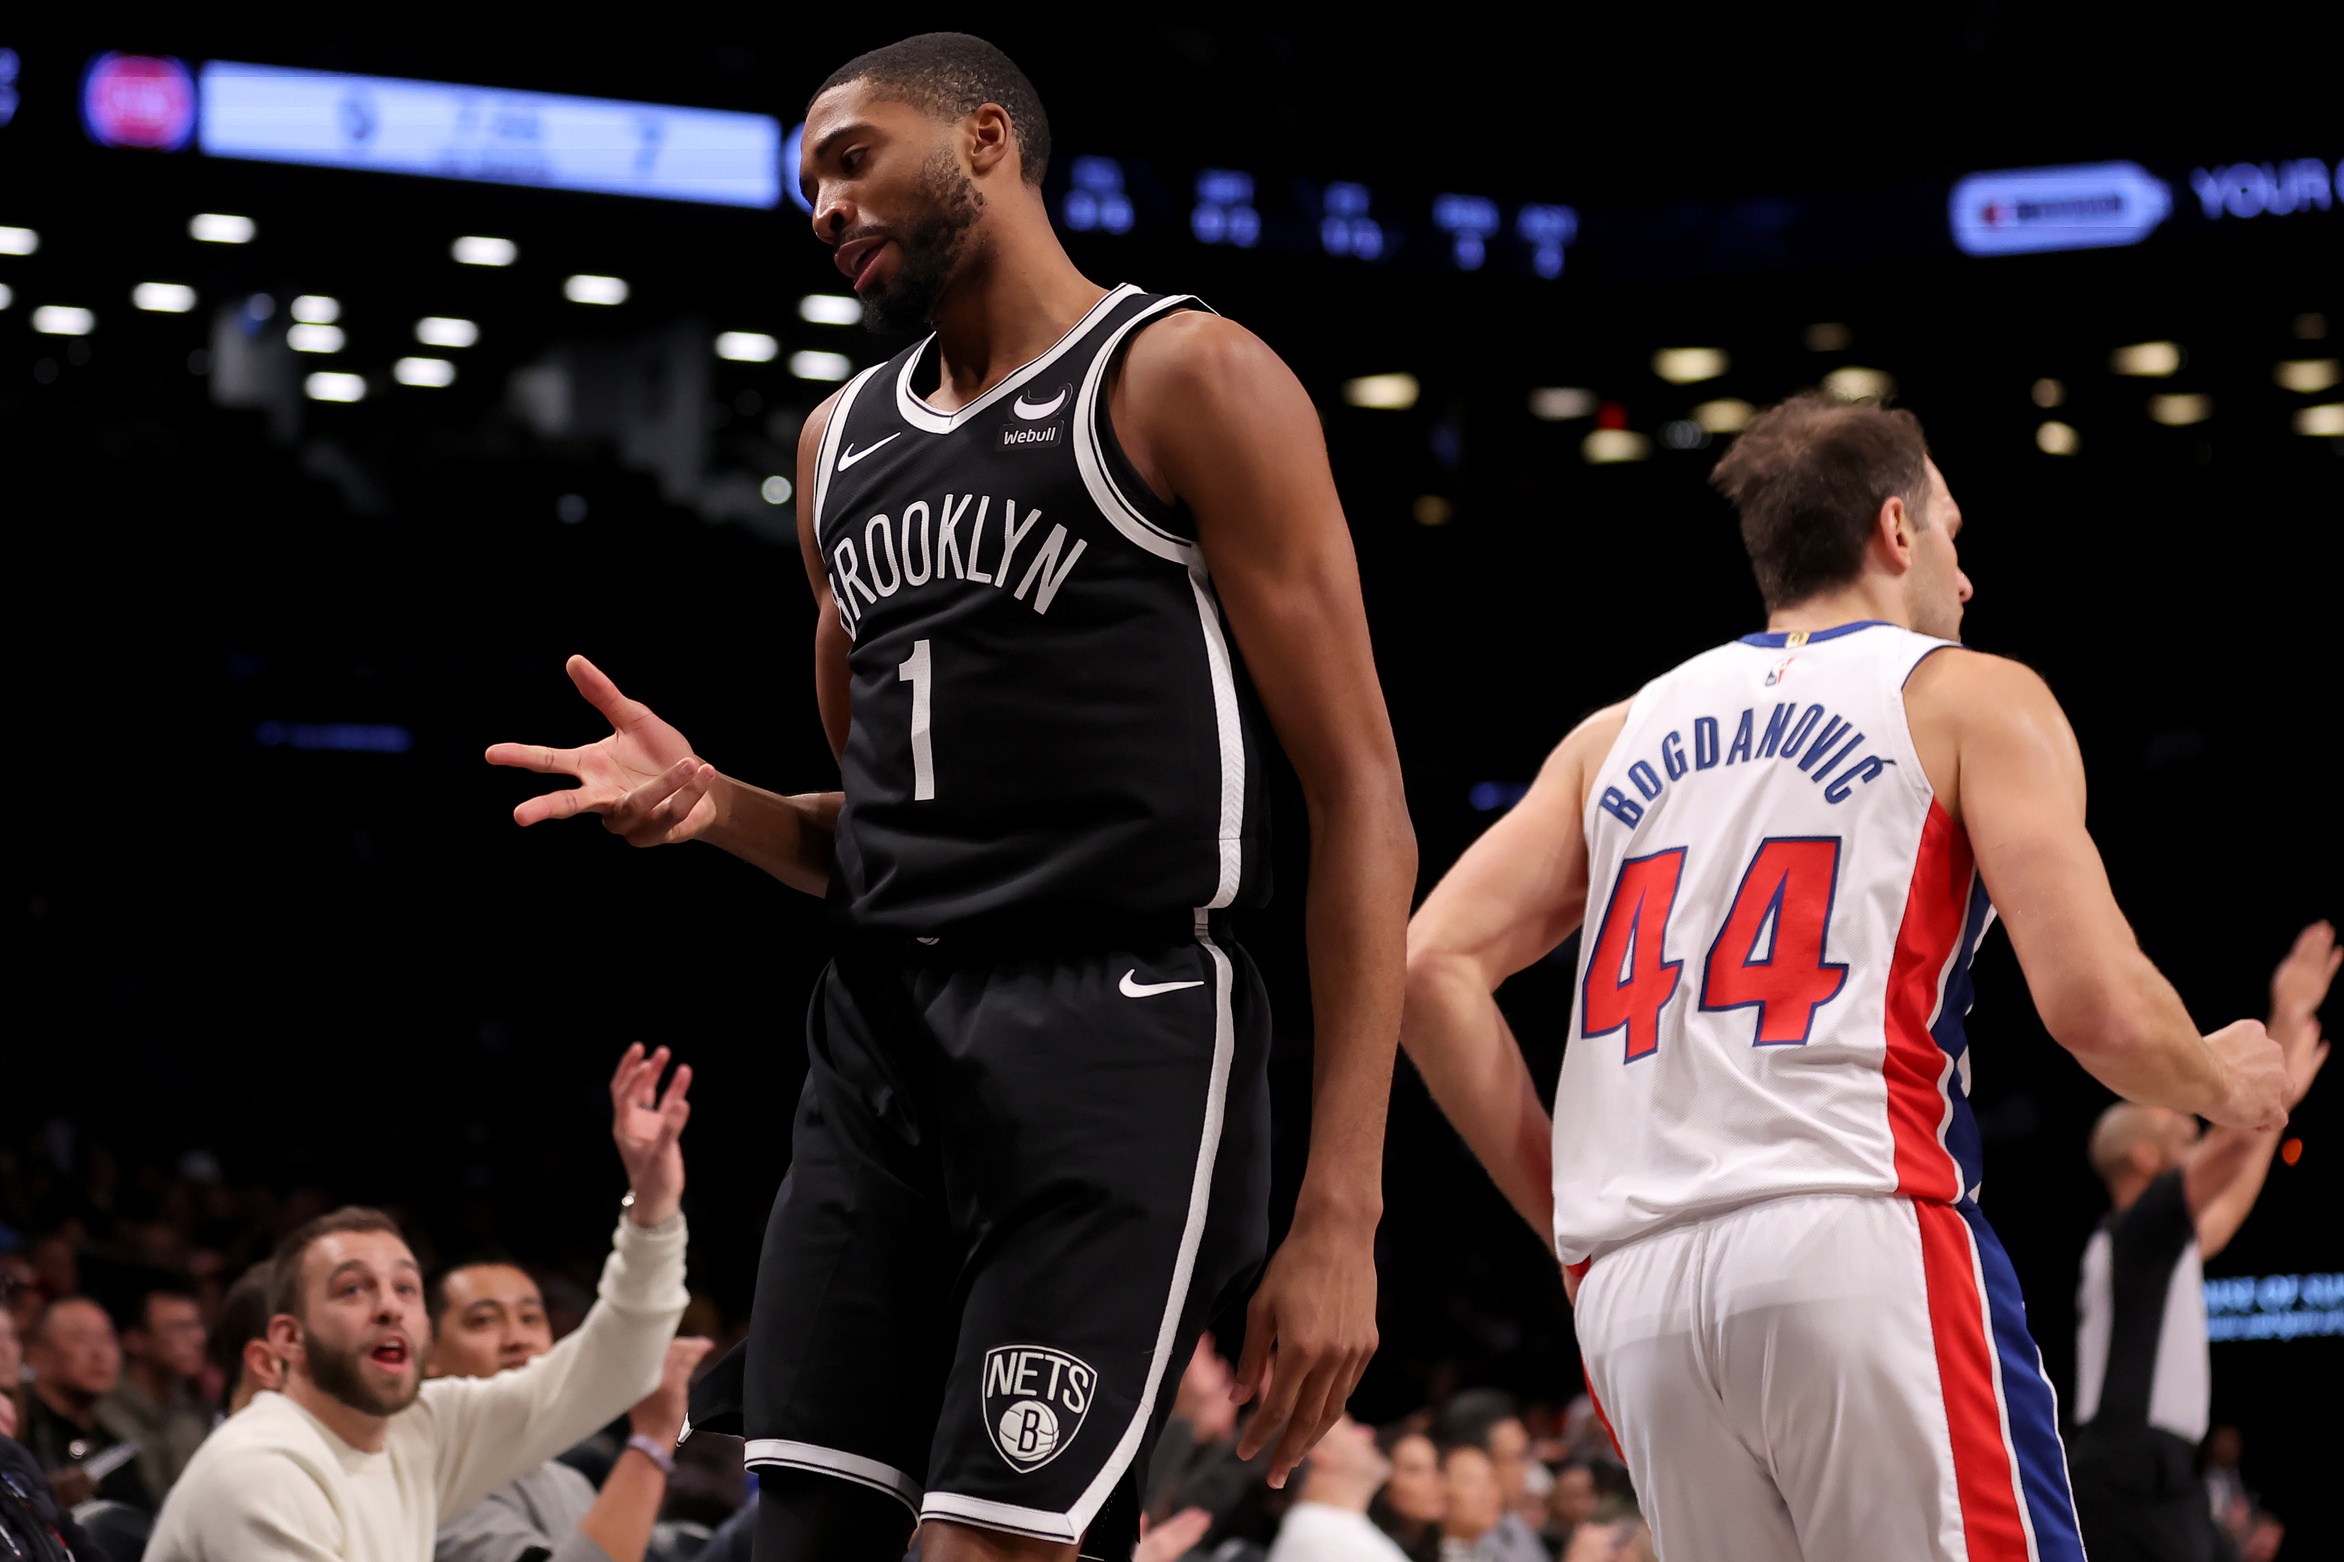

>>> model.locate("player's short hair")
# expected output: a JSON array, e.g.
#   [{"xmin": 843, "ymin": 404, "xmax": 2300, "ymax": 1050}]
[
  {"xmin": 266, "ymin": 1206, "xmax": 407, "ymax": 1321},
  {"xmin": 1709, "ymin": 393, "xmax": 1933, "ymax": 611},
  {"xmin": 2087, "ymin": 1102, "xmax": 2167, "ymax": 1186},
  {"xmin": 813, "ymin": 33, "xmax": 1051, "ymax": 184}
]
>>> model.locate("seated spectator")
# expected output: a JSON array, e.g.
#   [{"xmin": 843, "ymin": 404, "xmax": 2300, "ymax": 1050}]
[
  {"xmin": 146, "ymin": 1044, "xmax": 694, "ymax": 1562},
  {"xmin": 1367, "ymin": 1425, "xmax": 1442, "ymax": 1561},
  {"xmin": 1436, "ymin": 1445, "xmax": 1501, "ymax": 1562},
  {"xmin": 209, "ymin": 1267, "xmax": 286, "ymax": 1417},
  {"xmin": 1541, "ymin": 1458, "xmax": 1596, "ymax": 1555},
  {"xmin": 99, "ymin": 1282, "xmax": 211, "ymax": 1498},
  {"xmin": 20, "ymin": 1296, "xmax": 155, "ymax": 1511},
  {"xmin": 1432, "ymin": 1393, "xmax": 1542, "ymax": 1562},
  {"xmin": 1267, "ymin": 1416, "xmax": 1411, "ymax": 1561},
  {"xmin": 427, "ymin": 1255, "xmax": 712, "ymax": 1562}
]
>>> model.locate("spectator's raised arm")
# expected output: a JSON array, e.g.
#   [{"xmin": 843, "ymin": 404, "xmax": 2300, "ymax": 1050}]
[{"xmin": 418, "ymin": 1045, "xmax": 694, "ymax": 1517}]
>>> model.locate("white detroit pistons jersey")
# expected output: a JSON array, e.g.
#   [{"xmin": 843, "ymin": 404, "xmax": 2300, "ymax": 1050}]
[{"xmin": 1552, "ymin": 620, "xmax": 1994, "ymax": 1262}]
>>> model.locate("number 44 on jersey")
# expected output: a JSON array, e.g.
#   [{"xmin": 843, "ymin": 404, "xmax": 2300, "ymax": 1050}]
[{"xmin": 1581, "ymin": 837, "xmax": 1850, "ymax": 1063}]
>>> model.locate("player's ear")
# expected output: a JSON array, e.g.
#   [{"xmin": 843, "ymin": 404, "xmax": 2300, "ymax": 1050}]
[
  {"xmin": 1875, "ymin": 494, "xmax": 1915, "ymax": 570},
  {"xmin": 965, "ymin": 103, "xmax": 1014, "ymax": 178}
]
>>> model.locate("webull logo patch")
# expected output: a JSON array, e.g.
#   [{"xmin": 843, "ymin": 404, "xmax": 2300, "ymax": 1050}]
[
  {"xmin": 982, "ymin": 1344, "xmax": 1096, "ymax": 1472},
  {"xmin": 1000, "ymin": 423, "xmax": 1062, "ymax": 450}
]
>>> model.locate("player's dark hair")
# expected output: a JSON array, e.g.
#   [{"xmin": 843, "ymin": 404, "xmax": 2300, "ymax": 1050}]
[
  {"xmin": 266, "ymin": 1205, "xmax": 406, "ymax": 1320},
  {"xmin": 814, "ymin": 34, "xmax": 1051, "ymax": 184},
  {"xmin": 1709, "ymin": 393, "xmax": 1933, "ymax": 611},
  {"xmin": 1433, "ymin": 1386, "xmax": 1521, "ymax": 1453}
]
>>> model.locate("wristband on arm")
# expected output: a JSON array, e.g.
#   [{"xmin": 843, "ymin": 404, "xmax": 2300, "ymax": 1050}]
[{"xmin": 624, "ymin": 1433, "xmax": 676, "ymax": 1476}]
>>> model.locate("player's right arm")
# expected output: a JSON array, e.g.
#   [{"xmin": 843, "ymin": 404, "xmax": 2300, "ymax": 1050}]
[
  {"xmin": 1400, "ymin": 702, "xmax": 1628, "ymax": 1242},
  {"xmin": 1905, "ymin": 650, "xmax": 2290, "ymax": 1130},
  {"xmin": 481, "ymin": 398, "xmax": 848, "ymax": 896}
]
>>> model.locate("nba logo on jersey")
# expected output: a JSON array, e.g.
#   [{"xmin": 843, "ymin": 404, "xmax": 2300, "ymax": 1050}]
[{"xmin": 980, "ymin": 1344, "xmax": 1096, "ymax": 1472}]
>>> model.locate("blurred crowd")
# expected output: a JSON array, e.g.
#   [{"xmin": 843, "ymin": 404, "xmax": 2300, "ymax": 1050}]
[{"xmin": 0, "ymin": 1121, "xmax": 2295, "ymax": 1562}]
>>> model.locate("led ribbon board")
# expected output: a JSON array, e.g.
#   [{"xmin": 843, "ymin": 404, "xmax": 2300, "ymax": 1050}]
[
  {"xmin": 1949, "ymin": 161, "xmax": 2172, "ymax": 256},
  {"xmin": 198, "ymin": 61, "xmax": 781, "ymax": 209}
]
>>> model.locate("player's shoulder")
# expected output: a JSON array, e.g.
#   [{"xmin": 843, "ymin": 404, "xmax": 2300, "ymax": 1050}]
[
  {"xmin": 1118, "ymin": 304, "xmax": 1289, "ymax": 394},
  {"xmin": 1903, "ymin": 643, "xmax": 2061, "ymax": 713}
]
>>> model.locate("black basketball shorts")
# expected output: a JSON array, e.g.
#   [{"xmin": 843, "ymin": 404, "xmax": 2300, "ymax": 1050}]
[{"xmin": 738, "ymin": 920, "xmax": 1272, "ymax": 1550}]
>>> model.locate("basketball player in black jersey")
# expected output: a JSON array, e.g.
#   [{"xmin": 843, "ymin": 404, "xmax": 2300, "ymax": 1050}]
[{"xmin": 488, "ymin": 34, "xmax": 1416, "ymax": 1562}]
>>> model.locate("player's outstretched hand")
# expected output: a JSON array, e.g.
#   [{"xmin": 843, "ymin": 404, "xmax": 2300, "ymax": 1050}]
[
  {"xmin": 1229, "ymin": 1210, "xmax": 1379, "ymax": 1489},
  {"xmin": 486, "ymin": 655, "xmax": 721, "ymax": 847},
  {"xmin": 2205, "ymin": 1020, "xmax": 2291, "ymax": 1133},
  {"xmin": 2270, "ymin": 920, "xmax": 2337, "ymax": 1107},
  {"xmin": 612, "ymin": 1043, "xmax": 692, "ymax": 1226}
]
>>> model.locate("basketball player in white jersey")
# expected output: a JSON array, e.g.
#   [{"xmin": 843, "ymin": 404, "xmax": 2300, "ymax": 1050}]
[{"xmin": 1399, "ymin": 393, "xmax": 2293, "ymax": 1561}]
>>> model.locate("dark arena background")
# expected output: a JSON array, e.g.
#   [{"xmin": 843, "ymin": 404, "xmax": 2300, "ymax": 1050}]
[{"xmin": 6, "ymin": 11, "xmax": 2340, "ymax": 1557}]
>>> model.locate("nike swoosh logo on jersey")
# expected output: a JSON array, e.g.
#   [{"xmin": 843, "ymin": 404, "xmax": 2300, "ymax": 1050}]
[
  {"xmin": 837, "ymin": 433, "xmax": 901, "ymax": 469},
  {"xmin": 1119, "ymin": 970, "xmax": 1205, "ymax": 998},
  {"xmin": 1013, "ymin": 386, "xmax": 1068, "ymax": 420}
]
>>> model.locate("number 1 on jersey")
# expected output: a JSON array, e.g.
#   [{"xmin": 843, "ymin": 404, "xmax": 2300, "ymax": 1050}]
[
  {"xmin": 898, "ymin": 638, "xmax": 935, "ymax": 800},
  {"xmin": 1580, "ymin": 849, "xmax": 1687, "ymax": 1064}
]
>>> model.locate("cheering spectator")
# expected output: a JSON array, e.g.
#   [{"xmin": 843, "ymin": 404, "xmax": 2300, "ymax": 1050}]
[
  {"xmin": 1267, "ymin": 1416, "xmax": 1410, "ymax": 1562},
  {"xmin": 1367, "ymin": 1426, "xmax": 1442, "ymax": 1561},
  {"xmin": 146, "ymin": 1044, "xmax": 694, "ymax": 1562},
  {"xmin": 427, "ymin": 1256, "xmax": 713, "ymax": 1562},
  {"xmin": 20, "ymin": 1296, "xmax": 155, "ymax": 1511},
  {"xmin": 1432, "ymin": 1393, "xmax": 1543, "ymax": 1562},
  {"xmin": 99, "ymin": 1283, "xmax": 211, "ymax": 1498},
  {"xmin": 209, "ymin": 1268, "xmax": 286, "ymax": 1417}
]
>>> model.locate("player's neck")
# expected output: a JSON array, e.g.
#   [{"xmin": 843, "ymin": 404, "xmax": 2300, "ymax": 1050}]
[
  {"xmin": 925, "ymin": 214, "xmax": 1108, "ymax": 411},
  {"xmin": 1767, "ymin": 578, "xmax": 1910, "ymax": 637}
]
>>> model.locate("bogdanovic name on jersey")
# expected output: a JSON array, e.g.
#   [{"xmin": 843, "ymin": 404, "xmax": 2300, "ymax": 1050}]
[
  {"xmin": 827, "ymin": 492, "xmax": 1087, "ymax": 640},
  {"xmin": 1597, "ymin": 697, "xmax": 1900, "ymax": 827}
]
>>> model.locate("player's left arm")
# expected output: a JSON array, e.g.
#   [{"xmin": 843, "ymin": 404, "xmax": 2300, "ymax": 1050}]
[
  {"xmin": 1113, "ymin": 311, "xmax": 1418, "ymax": 1488},
  {"xmin": 2186, "ymin": 921, "xmax": 2335, "ymax": 1257}
]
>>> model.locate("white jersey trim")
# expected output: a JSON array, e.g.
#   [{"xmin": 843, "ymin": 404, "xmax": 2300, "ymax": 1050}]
[
  {"xmin": 893, "ymin": 284, "xmax": 1141, "ymax": 434},
  {"xmin": 1188, "ymin": 574, "xmax": 1248, "ymax": 910},
  {"xmin": 1072, "ymin": 293, "xmax": 1207, "ymax": 565},
  {"xmin": 812, "ymin": 364, "xmax": 886, "ymax": 532},
  {"xmin": 920, "ymin": 923, "xmax": 1237, "ymax": 1542},
  {"xmin": 743, "ymin": 1439, "xmax": 922, "ymax": 1513}
]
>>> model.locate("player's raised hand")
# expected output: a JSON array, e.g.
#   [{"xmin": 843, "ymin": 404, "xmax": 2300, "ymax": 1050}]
[
  {"xmin": 485, "ymin": 655, "xmax": 721, "ymax": 846},
  {"xmin": 2205, "ymin": 1019, "xmax": 2291, "ymax": 1133},
  {"xmin": 1229, "ymin": 1209, "xmax": 1379, "ymax": 1489},
  {"xmin": 2269, "ymin": 920, "xmax": 2336, "ymax": 1105},
  {"xmin": 611, "ymin": 1042, "xmax": 692, "ymax": 1225}
]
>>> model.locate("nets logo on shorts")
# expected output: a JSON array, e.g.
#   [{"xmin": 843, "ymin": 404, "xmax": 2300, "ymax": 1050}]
[{"xmin": 981, "ymin": 1344, "xmax": 1096, "ymax": 1473}]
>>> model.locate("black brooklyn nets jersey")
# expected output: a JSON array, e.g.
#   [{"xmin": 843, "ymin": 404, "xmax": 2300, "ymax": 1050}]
[{"xmin": 813, "ymin": 285, "xmax": 1269, "ymax": 934}]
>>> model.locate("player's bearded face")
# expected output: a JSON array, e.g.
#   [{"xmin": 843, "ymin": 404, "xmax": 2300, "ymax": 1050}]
[{"xmin": 863, "ymin": 147, "xmax": 986, "ymax": 334}]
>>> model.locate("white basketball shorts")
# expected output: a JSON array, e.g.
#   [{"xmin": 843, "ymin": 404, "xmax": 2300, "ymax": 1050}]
[{"xmin": 1573, "ymin": 1192, "xmax": 2085, "ymax": 1561}]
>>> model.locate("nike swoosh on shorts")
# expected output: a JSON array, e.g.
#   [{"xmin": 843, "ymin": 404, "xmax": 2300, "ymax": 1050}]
[{"xmin": 1119, "ymin": 969, "xmax": 1206, "ymax": 998}]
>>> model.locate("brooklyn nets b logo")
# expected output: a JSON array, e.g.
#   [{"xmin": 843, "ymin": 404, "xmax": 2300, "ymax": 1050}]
[{"xmin": 981, "ymin": 1344, "xmax": 1096, "ymax": 1472}]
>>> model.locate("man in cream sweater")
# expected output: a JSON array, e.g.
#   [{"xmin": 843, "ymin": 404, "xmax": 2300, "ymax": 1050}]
[{"xmin": 147, "ymin": 1044, "xmax": 695, "ymax": 1562}]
